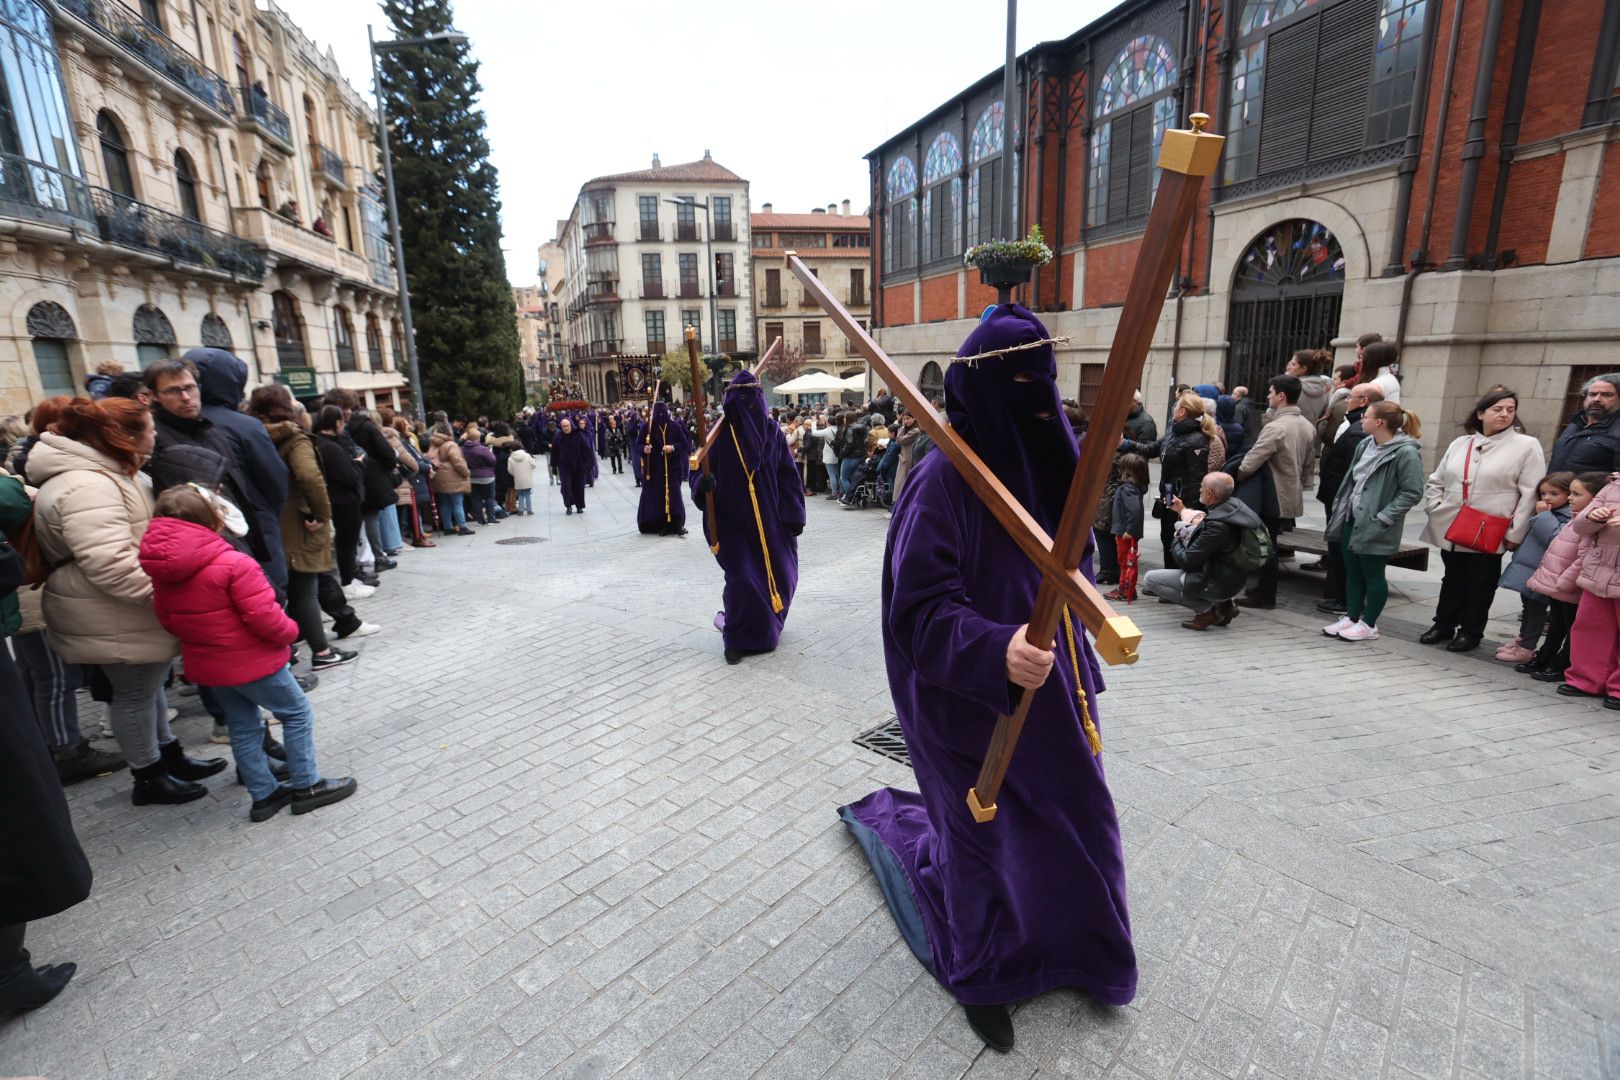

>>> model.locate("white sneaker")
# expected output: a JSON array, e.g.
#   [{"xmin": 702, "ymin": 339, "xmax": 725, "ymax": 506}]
[
  {"xmin": 342, "ymin": 621, "xmax": 382, "ymax": 638},
  {"xmin": 1338, "ymin": 620, "xmax": 1380, "ymax": 642},
  {"xmin": 343, "ymin": 582, "xmax": 376, "ymax": 600},
  {"xmin": 1322, "ymin": 616, "xmax": 1353, "ymax": 637}
]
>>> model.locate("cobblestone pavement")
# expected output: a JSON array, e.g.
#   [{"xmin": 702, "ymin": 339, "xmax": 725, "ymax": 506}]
[{"xmin": 1, "ymin": 464, "xmax": 1616, "ymax": 1079}]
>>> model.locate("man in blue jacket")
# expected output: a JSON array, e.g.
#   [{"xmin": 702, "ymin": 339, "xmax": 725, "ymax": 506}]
[
  {"xmin": 184, "ymin": 348, "xmax": 290, "ymax": 590},
  {"xmin": 1549, "ymin": 374, "xmax": 1620, "ymax": 475}
]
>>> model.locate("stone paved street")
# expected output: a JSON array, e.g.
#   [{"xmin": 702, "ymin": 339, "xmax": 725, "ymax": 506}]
[{"xmin": 1, "ymin": 465, "xmax": 1617, "ymax": 1079}]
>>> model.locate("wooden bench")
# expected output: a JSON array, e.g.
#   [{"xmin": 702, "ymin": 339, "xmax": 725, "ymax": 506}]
[{"xmin": 1276, "ymin": 527, "xmax": 1430, "ymax": 572}]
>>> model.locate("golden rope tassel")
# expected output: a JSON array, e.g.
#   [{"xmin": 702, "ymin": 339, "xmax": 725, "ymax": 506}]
[
  {"xmin": 1061, "ymin": 606, "xmax": 1102, "ymax": 756},
  {"xmin": 729, "ymin": 426, "xmax": 783, "ymax": 613}
]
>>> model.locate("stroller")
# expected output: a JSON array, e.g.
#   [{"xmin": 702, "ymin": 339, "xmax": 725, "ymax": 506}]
[{"xmin": 843, "ymin": 451, "xmax": 889, "ymax": 509}]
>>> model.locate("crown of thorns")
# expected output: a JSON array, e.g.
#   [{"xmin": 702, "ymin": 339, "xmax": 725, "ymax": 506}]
[{"xmin": 951, "ymin": 334, "xmax": 1071, "ymax": 366}]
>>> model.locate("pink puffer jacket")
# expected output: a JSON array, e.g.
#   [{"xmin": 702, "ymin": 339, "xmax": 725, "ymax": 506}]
[
  {"xmin": 1573, "ymin": 482, "xmax": 1620, "ymax": 599},
  {"xmin": 1527, "ymin": 520, "xmax": 1588, "ymax": 603}
]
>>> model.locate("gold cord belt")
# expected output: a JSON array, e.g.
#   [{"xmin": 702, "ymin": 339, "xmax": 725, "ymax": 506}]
[
  {"xmin": 728, "ymin": 425, "xmax": 784, "ymax": 613},
  {"xmin": 1061, "ymin": 606, "xmax": 1102, "ymax": 755}
]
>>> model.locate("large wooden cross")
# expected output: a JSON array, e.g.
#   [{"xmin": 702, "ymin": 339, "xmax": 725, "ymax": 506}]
[
  {"xmin": 788, "ymin": 114, "xmax": 1222, "ymax": 824},
  {"xmin": 688, "ymin": 336, "xmax": 783, "ymax": 474}
]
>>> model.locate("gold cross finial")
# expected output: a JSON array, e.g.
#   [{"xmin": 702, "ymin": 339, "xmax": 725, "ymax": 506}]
[{"xmin": 1190, "ymin": 112, "xmax": 1209, "ymax": 133}]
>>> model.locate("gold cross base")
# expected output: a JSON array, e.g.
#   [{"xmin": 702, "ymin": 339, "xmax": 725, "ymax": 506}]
[{"xmin": 966, "ymin": 788, "xmax": 998, "ymax": 823}]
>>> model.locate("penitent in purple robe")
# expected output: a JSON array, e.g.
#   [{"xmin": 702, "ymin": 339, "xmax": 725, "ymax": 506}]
[
  {"xmin": 637, "ymin": 402, "xmax": 691, "ymax": 535},
  {"xmin": 695, "ymin": 372, "xmax": 805, "ymax": 653},
  {"xmin": 840, "ymin": 303, "xmax": 1137, "ymax": 1010},
  {"xmin": 552, "ymin": 426, "xmax": 591, "ymax": 510}
]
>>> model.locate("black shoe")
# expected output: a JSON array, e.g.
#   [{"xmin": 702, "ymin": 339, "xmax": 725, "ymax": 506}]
[
  {"xmin": 566, "ymin": 508, "xmax": 573, "ymax": 515},
  {"xmin": 291, "ymin": 776, "xmax": 357, "ymax": 815},
  {"xmin": 724, "ymin": 648, "xmax": 743, "ymax": 665},
  {"xmin": 0, "ymin": 959, "xmax": 75, "ymax": 1013},
  {"xmin": 296, "ymin": 672, "xmax": 320, "ymax": 693},
  {"xmin": 250, "ymin": 785, "xmax": 294, "ymax": 822},
  {"xmin": 159, "ymin": 739, "xmax": 227, "ymax": 781},
  {"xmin": 311, "ymin": 648, "xmax": 359, "ymax": 671},
  {"xmin": 53, "ymin": 740, "xmax": 127, "ymax": 785},
  {"xmin": 1532, "ymin": 668, "xmax": 1568, "ymax": 683},
  {"xmin": 358, "ymin": 573, "xmax": 382, "ymax": 587},
  {"xmin": 1095, "ymin": 575, "xmax": 1118, "ymax": 587},
  {"xmin": 1419, "ymin": 626, "xmax": 1453, "ymax": 645},
  {"xmin": 235, "ymin": 760, "xmax": 290, "ymax": 786},
  {"xmin": 130, "ymin": 761, "xmax": 207, "ymax": 806},
  {"xmin": 1606, "ymin": 696, "xmax": 1620, "ymax": 711},
  {"xmin": 374, "ymin": 558, "xmax": 399, "ymax": 571},
  {"xmin": 1557, "ymin": 683, "xmax": 1602, "ymax": 698},
  {"xmin": 263, "ymin": 730, "xmax": 286, "ymax": 761},
  {"xmin": 1446, "ymin": 633, "xmax": 1481, "ymax": 653},
  {"xmin": 963, "ymin": 1003, "xmax": 1014, "ymax": 1052},
  {"xmin": 457, "ymin": 526, "xmax": 476, "ymax": 535},
  {"xmin": 1514, "ymin": 660, "xmax": 1544, "ymax": 674},
  {"xmin": 1315, "ymin": 598, "xmax": 1348, "ymax": 614},
  {"xmin": 1299, "ymin": 560, "xmax": 1327, "ymax": 572}
]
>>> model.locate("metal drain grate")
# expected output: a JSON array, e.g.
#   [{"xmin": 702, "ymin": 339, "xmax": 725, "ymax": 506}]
[
  {"xmin": 494, "ymin": 536, "xmax": 548, "ymax": 545},
  {"xmin": 853, "ymin": 717, "xmax": 910, "ymax": 767}
]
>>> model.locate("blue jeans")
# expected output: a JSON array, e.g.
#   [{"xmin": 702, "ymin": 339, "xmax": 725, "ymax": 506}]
[
  {"xmin": 212, "ymin": 666, "xmax": 319, "ymax": 801},
  {"xmin": 516, "ymin": 488, "xmax": 532, "ymax": 512},
  {"xmin": 839, "ymin": 457, "xmax": 860, "ymax": 498},
  {"xmin": 470, "ymin": 481, "xmax": 498, "ymax": 523},
  {"xmin": 825, "ymin": 462, "xmax": 840, "ymax": 496},
  {"xmin": 378, "ymin": 502, "xmax": 403, "ymax": 551},
  {"xmin": 437, "ymin": 492, "xmax": 466, "ymax": 529}
]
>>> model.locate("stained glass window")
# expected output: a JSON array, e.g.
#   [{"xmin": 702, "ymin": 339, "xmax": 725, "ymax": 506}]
[
  {"xmin": 923, "ymin": 133, "xmax": 961, "ymax": 186},
  {"xmin": 1223, "ymin": 40, "xmax": 1266, "ymax": 184},
  {"xmin": 885, "ymin": 156, "xmax": 917, "ymax": 202},
  {"xmin": 1093, "ymin": 35, "xmax": 1177, "ymax": 121},
  {"xmin": 969, "ymin": 101, "xmax": 1004, "ymax": 164},
  {"xmin": 1366, "ymin": 0, "xmax": 1427, "ymax": 145},
  {"xmin": 1237, "ymin": 0, "xmax": 1326, "ymax": 36}
]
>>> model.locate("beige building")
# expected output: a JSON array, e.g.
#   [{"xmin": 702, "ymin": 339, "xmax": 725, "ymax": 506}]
[
  {"xmin": 750, "ymin": 202, "xmax": 870, "ymax": 385},
  {"xmin": 513, "ymin": 240, "xmax": 563, "ymax": 394},
  {"xmin": 556, "ymin": 153, "xmax": 751, "ymax": 404},
  {"xmin": 0, "ymin": 0, "xmax": 404, "ymax": 417}
]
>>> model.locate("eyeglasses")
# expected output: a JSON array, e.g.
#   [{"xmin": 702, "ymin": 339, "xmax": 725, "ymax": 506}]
[{"xmin": 157, "ymin": 383, "xmax": 200, "ymax": 399}]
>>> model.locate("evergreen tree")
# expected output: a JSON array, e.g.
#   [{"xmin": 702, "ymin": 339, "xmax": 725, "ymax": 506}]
[{"xmin": 378, "ymin": 0, "xmax": 520, "ymax": 419}]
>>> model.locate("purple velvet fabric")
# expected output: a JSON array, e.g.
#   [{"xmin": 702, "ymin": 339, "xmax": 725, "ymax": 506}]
[
  {"xmin": 637, "ymin": 402, "xmax": 691, "ymax": 534},
  {"xmin": 840, "ymin": 303, "xmax": 1137, "ymax": 1009},
  {"xmin": 552, "ymin": 426, "xmax": 590, "ymax": 509},
  {"xmin": 695, "ymin": 372, "xmax": 806, "ymax": 652}
]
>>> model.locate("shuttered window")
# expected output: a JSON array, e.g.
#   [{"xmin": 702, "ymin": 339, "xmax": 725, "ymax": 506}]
[{"xmin": 1087, "ymin": 35, "xmax": 1178, "ymax": 231}]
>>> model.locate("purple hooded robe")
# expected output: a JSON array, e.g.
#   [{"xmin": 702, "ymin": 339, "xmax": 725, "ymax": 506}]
[
  {"xmin": 637, "ymin": 402, "xmax": 691, "ymax": 534},
  {"xmin": 839, "ymin": 304, "xmax": 1137, "ymax": 1009},
  {"xmin": 552, "ymin": 424, "xmax": 590, "ymax": 510},
  {"xmin": 694, "ymin": 372, "xmax": 805, "ymax": 653}
]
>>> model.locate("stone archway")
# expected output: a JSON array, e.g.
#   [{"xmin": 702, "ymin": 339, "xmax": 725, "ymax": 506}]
[{"xmin": 1225, "ymin": 219, "xmax": 1345, "ymax": 394}]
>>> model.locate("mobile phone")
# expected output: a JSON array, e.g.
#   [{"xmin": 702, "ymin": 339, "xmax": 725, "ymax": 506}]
[{"xmin": 1162, "ymin": 483, "xmax": 1175, "ymax": 501}]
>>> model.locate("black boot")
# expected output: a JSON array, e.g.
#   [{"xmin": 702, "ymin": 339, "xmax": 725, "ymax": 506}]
[
  {"xmin": 963, "ymin": 1003, "xmax": 1014, "ymax": 1051},
  {"xmin": 0, "ymin": 960, "xmax": 76, "ymax": 1013},
  {"xmin": 290, "ymin": 776, "xmax": 357, "ymax": 815},
  {"xmin": 159, "ymin": 739, "xmax": 227, "ymax": 781},
  {"xmin": 235, "ymin": 759, "xmax": 291, "ymax": 786},
  {"xmin": 53, "ymin": 740, "xmax": 127, "ymax": 785},
  {"xmin": 130, "ymin": 760, "xmax": 206, "ymax": 806},
  {"xmin": 263, "ymin": 727, "xmax": 287, "ymax": 761}
]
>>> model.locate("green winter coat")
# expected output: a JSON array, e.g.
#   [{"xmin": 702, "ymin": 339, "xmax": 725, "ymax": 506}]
[
  {"xmin": 1329, "ymin": 436, "xmax": 1425, "ymax": 557},
  {"xmin": 0, "ymin": 474, "xmax": 32, "ymax": 636}
]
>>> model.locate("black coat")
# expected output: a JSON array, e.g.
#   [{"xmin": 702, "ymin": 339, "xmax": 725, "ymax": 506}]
[
  {"xmin": 1548, "ymin": 411, "xmax": 1620, "ymax": 475},
  {"xmin": 189, "ymin": 349, "xmax": 289, "ymax": 586},
  {"xmin": 347, "ymin": 412, "xmax": 400, "ymax": 514},
  {"xmin": 1129, "ymin": 418, "xmax": 1211, "ymax": 507},
  {"xmin": 316, "ymin": 433, "xmax": 364, "ymax": 510},
  {"xmin": 1316, "ymin": 409, "xmax": 1369, "ymax": 509},
  {"xmin": 1172, "ymin": 496, "xmax": 1263, "ymax": 603},
  {"xmin": 1123, "ymin": 405, "xmax": 1158, "ymax": 446},
  {"xmin": 0, "ymin": 637, "xmax": 92, "ymax": 925}
]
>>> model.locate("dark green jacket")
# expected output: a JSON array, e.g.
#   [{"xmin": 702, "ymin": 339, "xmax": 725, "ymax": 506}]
[
  {"xmin": 0, "ymin": 475, "xmax": 31, "ymax": 636},
  {"xmin": 1329, "ymin": 437, "xmax": 1424, "ymax": 557}
]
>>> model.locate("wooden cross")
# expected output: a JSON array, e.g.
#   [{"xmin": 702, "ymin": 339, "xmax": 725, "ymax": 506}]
[
  {"xmin": 688, "ymin": 336, "xmax": 783, "ymax": 474},
  {"xmin": 787, "ymin": 114, "xmax": 1223, "ymax": 824}
]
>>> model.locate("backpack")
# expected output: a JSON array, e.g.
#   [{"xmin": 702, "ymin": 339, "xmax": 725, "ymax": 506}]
[{"xmin": 1226, "ymin": 521, "xmax": 1273, "ymax": 572}]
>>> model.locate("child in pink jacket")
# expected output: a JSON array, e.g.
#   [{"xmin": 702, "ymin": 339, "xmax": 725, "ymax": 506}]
[
  {"xmin": 1553, "ymin": 473, "xmax": 1620, "ymax": 707},
  {"xmin": 1525, "ymin": 472, "xmax": 1604, "ymax": 681},
  {"xmin": 138, "ymin": 486, "xmax": 358, "ymax": 821}
]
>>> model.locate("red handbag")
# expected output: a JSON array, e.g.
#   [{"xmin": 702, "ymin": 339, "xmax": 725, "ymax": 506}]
[{"xmin": 1443, "ymin": 438, "xmax": 1512, "ymax": 553}]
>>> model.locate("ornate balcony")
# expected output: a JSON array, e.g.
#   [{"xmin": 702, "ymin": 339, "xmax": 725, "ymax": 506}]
[
  {"xmin": 588, "ymin": 339, "xmax": 620, "ymax": 356},
  {"xmin": 56, "ymin": 0, "xmax": 233, "ymax": 117},
  {"xmin": 238, "ymin": 86, "xmax": 292, "ymax": 153},
  {"xmin": 675, "ymin": 222, "xmax": 697, "ymax": 241},
  {"xmin": 313, "ymin": 143, "xmax": 347, "ymax": 188},
  {"xmin": 642, "ymin": 281, "xmax": 664, "ymax": 299},
  {"xmin": 0, "ymin": 152, "xmax": 96, "ymax": 231},
  {"xmin": 638, "ymin": 222, "xmax": 659, "ymax": 241},
  {"xmin": 583, "ymin": 221, "xmax": 615, "ymax": 245},
  {"xmin": 91, "ymin": 187, "xmax": 264, "ymax": 279}
]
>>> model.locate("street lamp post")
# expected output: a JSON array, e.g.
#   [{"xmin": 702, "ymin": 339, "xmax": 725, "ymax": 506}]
[
  {"xmin": 368, "ymin": 25, "xmax": 467, "ymax": 424},
  {"xmin": 665, "ymin": 196, "xmax": 718, "ymax": 358}
]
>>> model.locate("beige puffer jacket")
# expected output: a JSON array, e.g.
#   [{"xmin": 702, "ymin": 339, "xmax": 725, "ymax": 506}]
[{"xmin": 29, "ymin": 433, "xmax": 177, "ymax": 665}]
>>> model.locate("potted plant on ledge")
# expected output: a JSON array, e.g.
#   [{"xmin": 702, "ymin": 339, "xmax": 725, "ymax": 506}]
[{"xmin": 965, "ymin": 225, "xmax": 1053, "ymax": 305}]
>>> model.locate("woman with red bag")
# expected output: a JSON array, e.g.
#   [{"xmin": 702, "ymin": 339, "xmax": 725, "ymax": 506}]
[{"xmin": 1419, "ymin": 388, "xmax": 1545, "ymax": 653}]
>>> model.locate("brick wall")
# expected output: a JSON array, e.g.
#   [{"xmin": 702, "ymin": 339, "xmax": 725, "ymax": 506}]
[
  {"xmin": 1585, "ymin": 149, "xmax": 1620, "ymax": 259},
  {"xmin": 919, "ymin": 273, "xmax": 958, "ymax": 322},
  {"xmin": 1495, "ymin": 154, "xmax": 1563, "ymax": 266},
  {"xmin": 1516, "ymin": 3, "xmax": 1606, "ymax": 146},
  {"xmin": 880, "ymin": 283, "xmax": 912, "ymax": 326},
  {"xmin": 1084, "ymin": 237, "xmax": 1145, "ymax": 309}
]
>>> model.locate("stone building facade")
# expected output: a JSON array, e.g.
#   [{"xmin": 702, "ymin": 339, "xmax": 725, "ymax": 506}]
[
  {"xmin": 867, "ymin": 0, "xmax": 1620, "ymax": 459},
  {"xmin": 751, "ymin": 202, "xmax": 871, "ymax": 384},
  {"xmin": 556, "ymin": 153, "xmax": 752, "ymax": 404},
  {"xmin": 0, "ymin": 0, "xmax": 402, "ymax": 418},
  {"xmin": 514, "ymin": 240, "xmax": 564, "ymax": 394}
]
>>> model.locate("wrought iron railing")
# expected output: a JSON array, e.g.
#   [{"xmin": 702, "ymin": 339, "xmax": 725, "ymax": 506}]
[
  {"xmin": 585, "ymin": 280, "xmax": 618, "ymax": 300},
  {"xmin": 583, "ymin": 222, "xmax": 614, "ymax": 243},
  {"xmin": 314, "ymin": 142, "xmax": 346, "ymax": 185},
  {"xmin": 89, "ymin": 187, "xmax": 264, "ymax": 279},
  {"xmin": 638, "ymin": 222, "xmax": 659, "ymax": 241},
  {"xmin": 713, "ymin": 222, "xmax": 734, "ymax": 241},
  {"xmin": 642, "ymin": 281, "xmax": 664, "ymax": 299},
  {"xmin": 588, "ymin": 339, "xmax": 619, "ymax": 355},
  {"xmin": 336, "ymin": 344, "xmax": 356, "ymax": 371},
  {"xmin": 0, "ymin": 152, "xmax": 95, "ymax": 228},
  {"xmin": 58, "ymin": 0, "xmax": 234, "ymax": 115},
  {"xmin": 239, "ymin": 86, "xmax": 291, "ymax": 145},
  {"xmin": 678, "ymin": 282, "xmax": 700, "ymax": 298},
  {"xmin": 675, "ymin": 222, "xmax": 697, "ymax": 241}
]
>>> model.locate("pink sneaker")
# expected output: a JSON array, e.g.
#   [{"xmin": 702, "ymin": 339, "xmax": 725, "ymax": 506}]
[
  {"xmin": 1338, "ymin": 620, "xmax": 1380, "ymax": 642},
  {"xmin": 1495, "ymin": 642, "xmax": 1534, "ymax": 663},
  {"xmin": 1322, "ymin": 617, "xmax": 1353, "ymax": 637}
]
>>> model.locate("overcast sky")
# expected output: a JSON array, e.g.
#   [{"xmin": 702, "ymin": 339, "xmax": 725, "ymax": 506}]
[{"xmin": 273, "ymin": 0, "xmax": 1111, "ymax": 285}]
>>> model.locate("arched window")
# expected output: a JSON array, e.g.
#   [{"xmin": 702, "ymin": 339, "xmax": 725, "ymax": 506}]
[
  {"xmin": 920, "ymin": 133, "xmax": 962, "ymax": 264},
  {"xmin": 303, "ymin": 94, "xmax": 318, "ymax": 147},
  {"xmin": 97, "ymin": 111, "xmax": 135, "ymax": 199},
  {"xmin": 333, "ymin": 306, "xmax": 356, "ymax": 371},
  {"xmin": 390, "ymin": 318, "xmax": 405, "ymax": 373},
  {"xmin": 173, "ymin": 150, "xmax": 200, "ymax": 222},
  {"xmin": 26, "ymin": 301, "xmax": 77, "ymax": 398},
  {"xmin": 1088, "ymin": 36, "xmax": 1177, "ymax": 229},
  {"xmin": 232, "ymin": 31, "xmax": 250, "ymax": 89},
  {"xmin": 883, "ymin": 155, "xmax": 917, "ymax": 275},
  {"xmin": 1226, "ymin": 219, "xmax": 1345, "ymax": 393},
  {"xmin": 0, "ymin": 3, "xmax": 82, "ymax": 182},
  {"xmin": 967, "ymin": 101, "xmax": 1005, "ymax": 246},
  {"xmin": 132, "ymin": 303, "xmax": 176, "ymax": 368},
  {"xmin": 255, "ymin": 160, "xmax": 272, "ymax": 209},
  {"xmin": 200, "ymin": 312, "xmax": 232, "ymax": 350},
  {"xmin": 272, "ymin": 290, "xmax": 305, "ymax": 368},
  {"xmin": 365, "ymin": 312, "xmax": 383, "ymax": 370},
  {"xmin": 1224, "ymin": 0, "xmax": 1423, "ymax": 187},
  {"xmin": 918, "ymin": 360, "xmax": 944, "ymax": 402}
]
